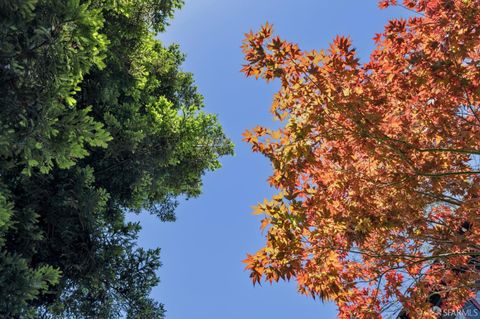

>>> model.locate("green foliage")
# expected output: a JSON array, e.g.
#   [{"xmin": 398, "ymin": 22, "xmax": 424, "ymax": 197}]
[
  {"xmin": 0, "ymin": 0, "xmax": 233, "ymax": 318},
  {"xmin": 0, "ymin": 0, "xmax": 111, "ymax": 175}
]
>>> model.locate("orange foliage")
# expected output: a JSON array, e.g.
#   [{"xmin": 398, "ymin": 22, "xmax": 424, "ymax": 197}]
[{"xmin": 242, "ymin": 1, "xmax": 480, "ymax": 318}]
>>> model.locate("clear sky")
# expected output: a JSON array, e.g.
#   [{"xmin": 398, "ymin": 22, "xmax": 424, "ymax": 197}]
[{"xmin": 130, "ymin": 1, "xmax": 410, "ymax": 318}]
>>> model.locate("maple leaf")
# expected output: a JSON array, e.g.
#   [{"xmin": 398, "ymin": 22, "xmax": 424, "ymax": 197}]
[{"xmin": 242, "ymin": 1, "xmax": 480, "ymax": 318}]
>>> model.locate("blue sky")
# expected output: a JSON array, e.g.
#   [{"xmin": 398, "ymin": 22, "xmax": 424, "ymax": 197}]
[{"xmin": 131, "ymin": 1, "xmax": 410, "ymax": 318}]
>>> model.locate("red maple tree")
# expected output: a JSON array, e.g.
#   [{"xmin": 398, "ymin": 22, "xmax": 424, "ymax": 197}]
[{"xmin": 242, "ymin": 1, "xmax": 480, "ymax": 318}]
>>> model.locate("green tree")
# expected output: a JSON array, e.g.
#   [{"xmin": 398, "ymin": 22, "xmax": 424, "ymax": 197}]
[{"xmin": 0, "ymin": 0, "xmax": 233, "ymax": 317}]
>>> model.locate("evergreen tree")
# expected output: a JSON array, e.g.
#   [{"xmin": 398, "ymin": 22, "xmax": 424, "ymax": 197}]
[{"xmin": 0, "ymin": 0, "xmax": 233, "ymax": 317}]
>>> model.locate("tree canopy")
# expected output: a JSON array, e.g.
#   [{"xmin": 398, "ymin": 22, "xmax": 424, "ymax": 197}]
[
  {"xmin": 0, "ymin": 0, "xmax": 233, "ymax": 317},
  {"xmin": 242, "ymin": 1, "xmax": 480, "ymax": 318}
]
